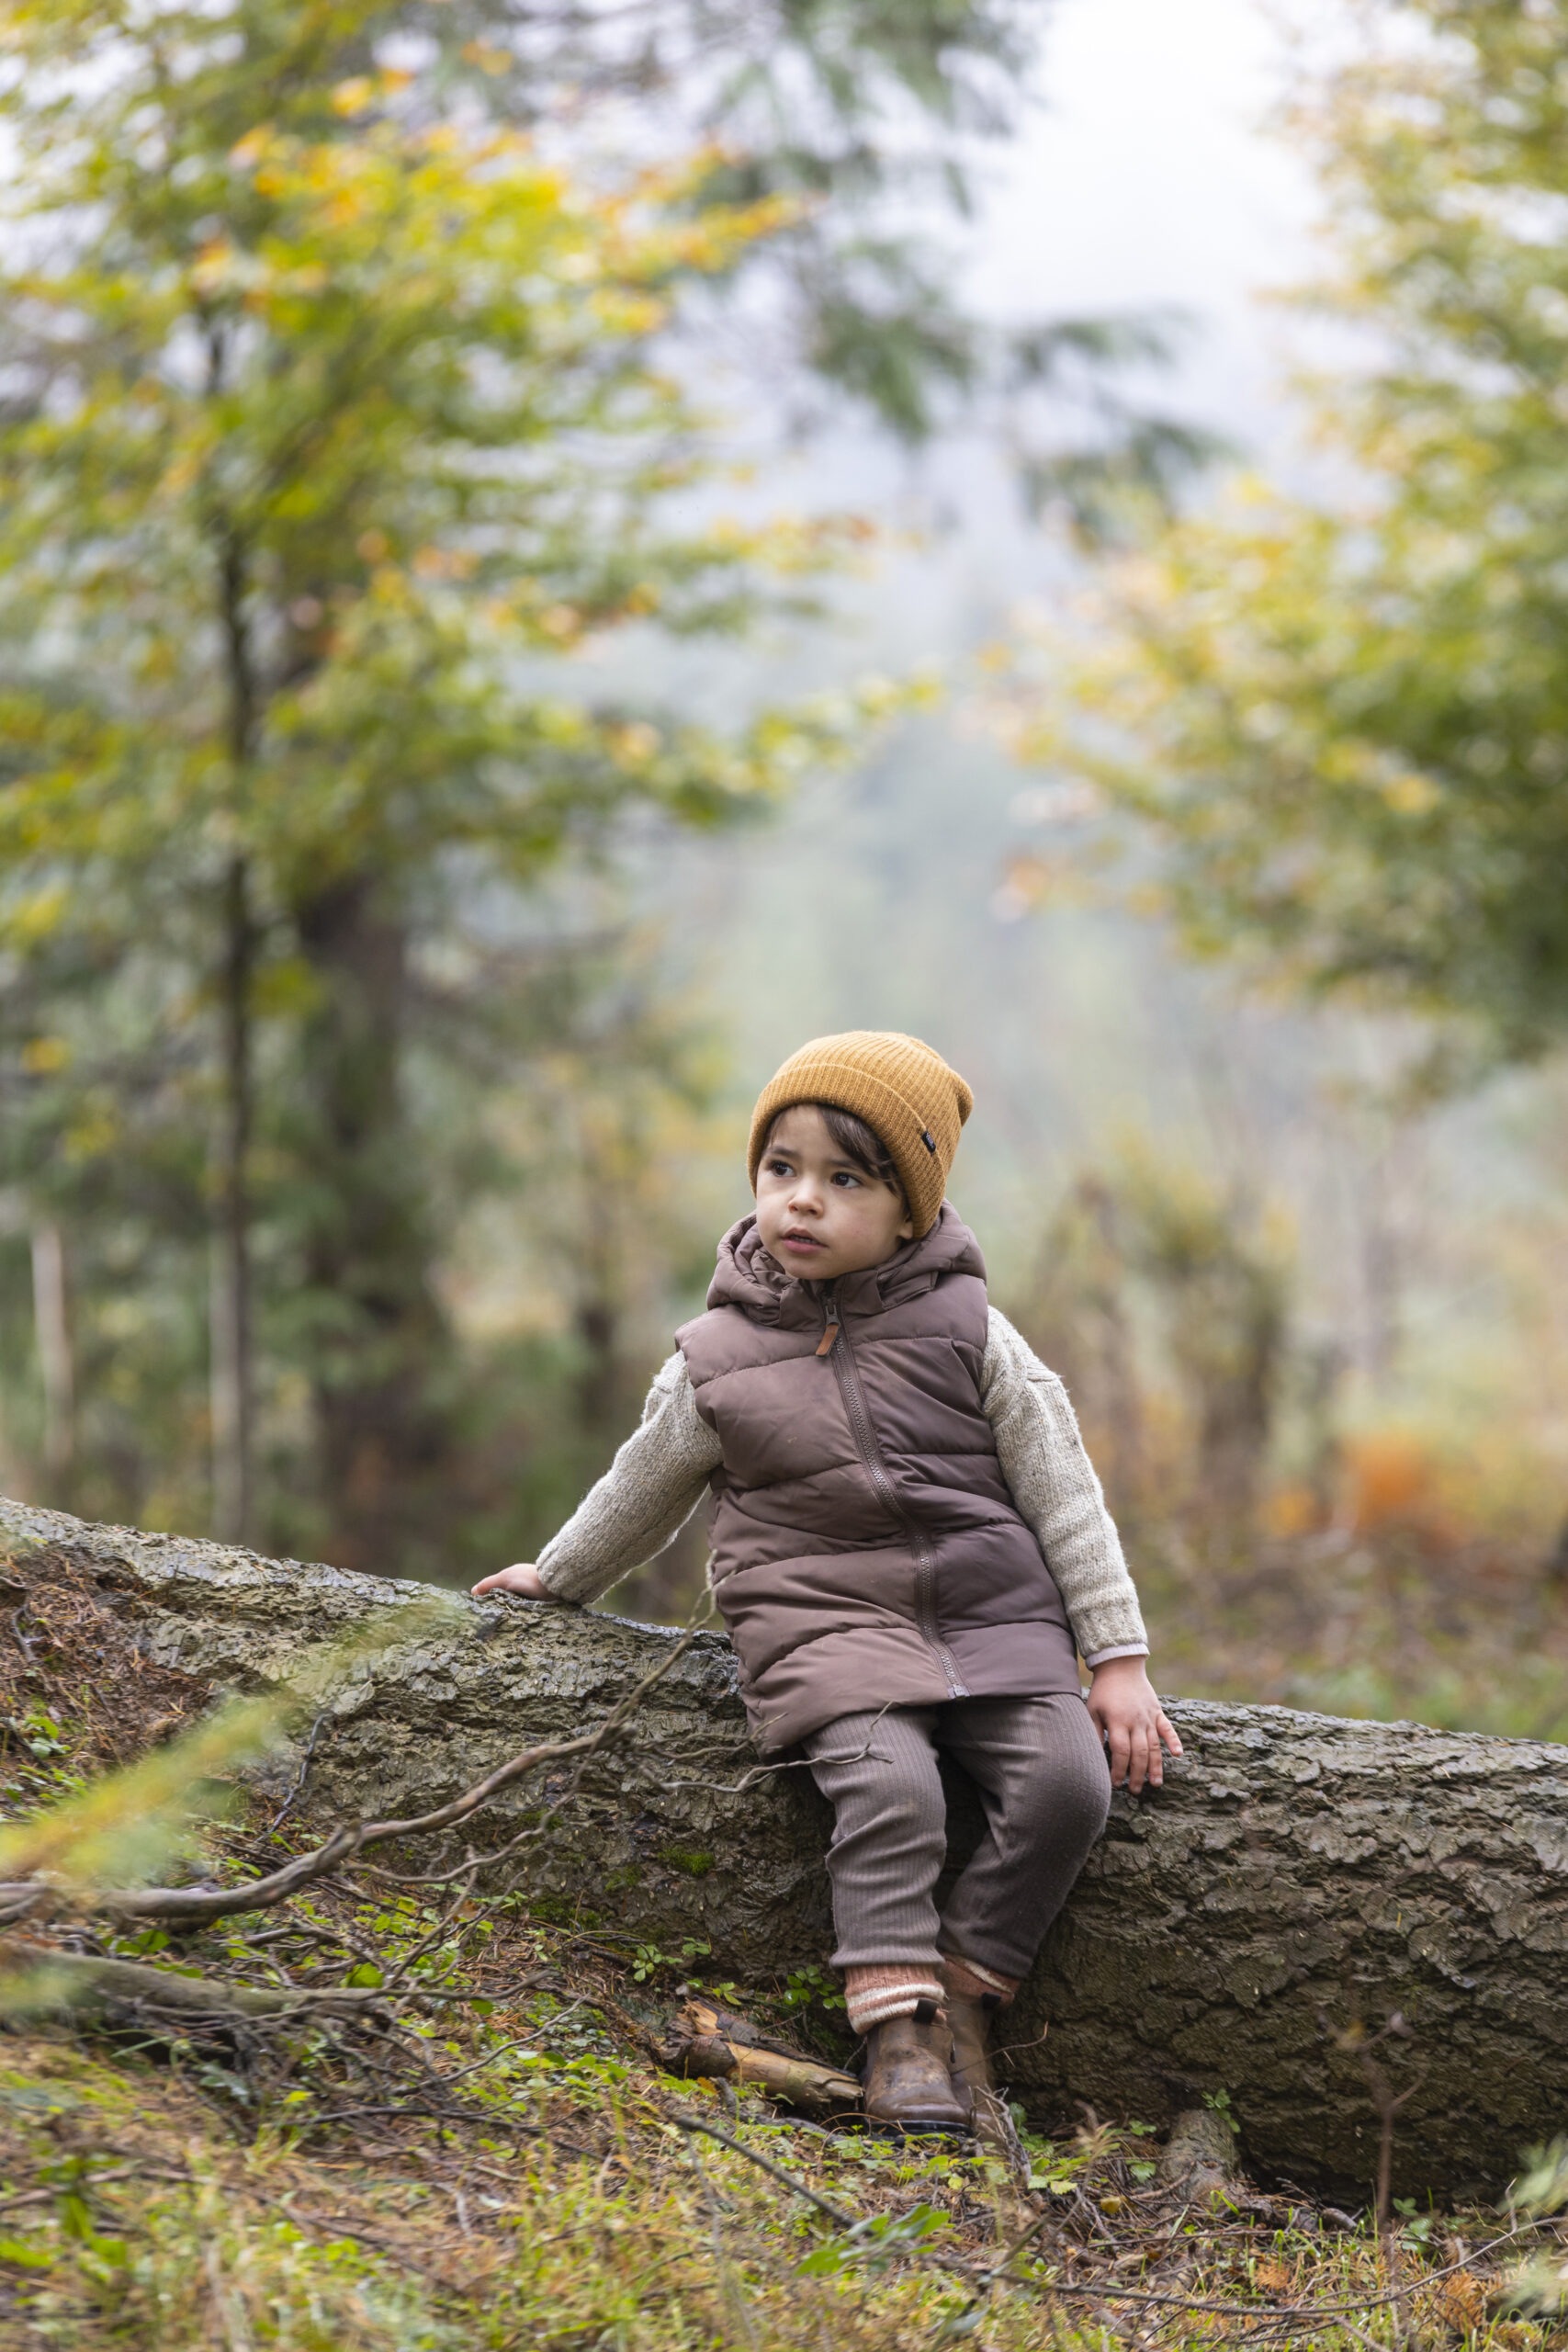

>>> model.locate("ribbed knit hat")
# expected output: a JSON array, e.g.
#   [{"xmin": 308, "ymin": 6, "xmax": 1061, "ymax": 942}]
[{"xmin": 748, "ymin": 1031, "xmax": 974, "ymax": 1239}]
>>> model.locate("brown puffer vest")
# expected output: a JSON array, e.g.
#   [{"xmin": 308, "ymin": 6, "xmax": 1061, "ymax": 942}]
[{"xmin": 675, "ymin": 1207, "xmax": 1081, "ymax": 1750}]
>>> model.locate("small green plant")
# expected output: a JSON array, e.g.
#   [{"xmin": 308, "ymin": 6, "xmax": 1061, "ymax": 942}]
[
  {"xmin": 796, "ymin": 2202, "xmax": 949, "ymax": 2278},
  {"xmin": 781, "ymin": 1962, "xmax": 848, "ymax": 2014},
  {"xmin": 10, "ymin": 1709, "xmax": 70, "ymax": 1761},
  {"xmin": 108, "ymin": 1928, "xmax": 169, "ymax": 1960},
  {"xmin": 1393, "ymin": 2197, "xmax": 1434, "ymax": 2247},
  {"xmin": 632, "ymin": 1937, "xmax": 716, "ymax": 1983}
]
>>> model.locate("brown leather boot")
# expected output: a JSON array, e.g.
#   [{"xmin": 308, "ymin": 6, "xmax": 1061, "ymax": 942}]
[
  {"xmin": 944, "ymin": 1992, "xmax": 995, "ymax": 2112},
  {"xmin": 944, "ymin": 1992, "xmax": 1010, "ymax": 2146},
  {"xmin": 861, "ymin": 2011, "xmax": 969, "ymax": 2132}
]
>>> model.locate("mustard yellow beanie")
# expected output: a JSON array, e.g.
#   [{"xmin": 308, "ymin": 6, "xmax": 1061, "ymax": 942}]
[{"xmin": 748, "ymin": 1030, "xmax": 974, "ymax": 1239}]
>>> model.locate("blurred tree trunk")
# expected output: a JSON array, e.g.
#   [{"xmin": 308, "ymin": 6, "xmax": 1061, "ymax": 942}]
[
  {"xmin": 575, "ymin": 1296, "xmax": 628, "ymax": 1446},
  {"xmin": 572, "ymin": 1165, "xmax": 643, "ymax": 1452},
  {"xmin": 210, "ymin": 852, "xmax": 256, "ymax": 1546},
  {"xmin": 28, "ymin": 1222, "xmax": 73, "ymax": 1498},
  {"xmin": 211, "ymin": 492, "xmax": 258, "ymax": 1549},
  {"xmin": 1013, "ymin": 1175, "xmax": 1144, "ymax": 1515},
  {"xmin": 293, "ymin": 872, "xmax": 451, "ymax": 1576},
  {"xmin": 1077, "ymin": 1178, "xmax": 1145, "ymax": 1510},
  {"xmin": 1184, "ymin": 1259, "xmax": 1286, "ymax": 1523}
]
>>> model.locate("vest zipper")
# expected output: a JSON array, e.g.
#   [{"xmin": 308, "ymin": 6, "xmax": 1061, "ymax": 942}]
[{"xmin": 822, "ymin": 1289, "xmax": 969, "ymax": 1700}]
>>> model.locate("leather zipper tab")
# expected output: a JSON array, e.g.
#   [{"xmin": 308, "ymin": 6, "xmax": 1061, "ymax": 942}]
[{"xmin": 816, "ymin": 1295, "xmax": 840, "ymax": 1357}]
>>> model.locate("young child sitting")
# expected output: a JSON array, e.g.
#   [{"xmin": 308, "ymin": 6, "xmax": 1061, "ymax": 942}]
[{"xmin": 475, "ymin": 1030, "xmax": 1179, "ymax": 2133}]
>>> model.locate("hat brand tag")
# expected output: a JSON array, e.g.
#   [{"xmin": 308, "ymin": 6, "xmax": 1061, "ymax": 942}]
[{"xmin": 920, "ymin": 1129, "xmax": 937, "ymax": 1153}]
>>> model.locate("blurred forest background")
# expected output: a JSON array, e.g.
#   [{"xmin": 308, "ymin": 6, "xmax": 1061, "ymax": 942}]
[{"xmin": 2, "ymin": 0, "xmax": 1565, "ymax": 1743}]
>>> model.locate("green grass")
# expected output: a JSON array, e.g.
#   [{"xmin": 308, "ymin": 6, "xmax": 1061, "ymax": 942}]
[{"xmin": 1, "ymin": 1936, "xmax": 1564, "ymax": 2350}]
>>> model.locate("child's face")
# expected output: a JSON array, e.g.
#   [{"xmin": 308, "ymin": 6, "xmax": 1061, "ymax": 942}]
[{"xmin": 754, "ymin": 1105, "xmax": 914, "ymax": 1282}]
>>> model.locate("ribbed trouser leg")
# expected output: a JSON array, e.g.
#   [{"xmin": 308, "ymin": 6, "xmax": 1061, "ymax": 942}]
[
  {"xmin": 804, "ymin": 1695, "xmax": 1111, "ymax": 1982},
  {"xmin": 934, "ymin": 1694, "xmax": 1111, "ymax": 1982},
  {"xmin": 805, "ymin": 1707, "xmax": 948, "ymax": 1971}
]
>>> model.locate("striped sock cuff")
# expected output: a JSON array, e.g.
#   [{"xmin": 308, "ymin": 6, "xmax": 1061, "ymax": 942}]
[
  {"xmin": 843, "ymin": 1967, "xmax": 946, "ymax": 2035},
  {"xmin": 941, "ymin": 1953, "xmax": 1020, "ymax": 2007}
]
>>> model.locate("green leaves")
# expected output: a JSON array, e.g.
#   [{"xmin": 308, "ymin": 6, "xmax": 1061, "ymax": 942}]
[
  {"xmin": 795, "ymin": 2200, "xmax": 951, "ymax": 2278},
  {"xmin": 0, "ymin": 0, "xmax": 904, "ymax": 1553},
  {"xmin": 1020, "ymin": 1, "xmax": 1568, "ymax": 1063},
  {"xmin": 0, "ymin": 25, "xmax": 811, "ymax": 887}
]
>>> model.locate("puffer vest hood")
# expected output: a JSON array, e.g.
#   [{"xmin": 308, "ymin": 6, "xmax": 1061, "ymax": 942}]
[{"xmin": 676, "ymin": 1206, "xmax": 1079, "ymax": 1749}]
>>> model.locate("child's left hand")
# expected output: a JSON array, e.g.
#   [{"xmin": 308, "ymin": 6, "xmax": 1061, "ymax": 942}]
[
  {"xmin": 1087, "ymin": 1657, "xmax": 1182, "ymax": 1793},
  {"xmin": 471, "ymin": 1562, "xmax": 550, "ymax": 1600}
]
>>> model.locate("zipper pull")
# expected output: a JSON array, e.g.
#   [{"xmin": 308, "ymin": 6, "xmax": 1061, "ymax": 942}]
[{"xmin": 816, "ymin": 1293, "xmax": 840, "ymax": 1357}]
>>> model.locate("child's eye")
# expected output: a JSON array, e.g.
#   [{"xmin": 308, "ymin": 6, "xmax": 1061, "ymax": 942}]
[
  {"xmin": 830, "ymin": 1170, "xmax": 861, "ymax": 1188},
  {"xmin": 765, "ymin": 1157, "xmax": 794, "ymax": 1177}
]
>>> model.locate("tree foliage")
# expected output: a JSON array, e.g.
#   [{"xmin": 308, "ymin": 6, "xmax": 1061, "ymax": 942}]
[
  {"xmin": 1018, "ymin": 0, "xmax": 1568, "ymax": 1060},
  {"xmin": 411, "ymin": 0, "xmax": 1089, "ymax": 447},
  {"xmin": 0, "ymin": 0, "xmax": 894, "ymax": 1562},
  {"xmin": 396, "ymin": 0, "xmax": 1217, "ymax": 474},
  {"xmin": 0, "ymin": 0, "xmax": 1199, "ymax": 1566}
]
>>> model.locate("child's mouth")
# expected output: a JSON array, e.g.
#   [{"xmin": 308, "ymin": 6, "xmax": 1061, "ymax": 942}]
[{"xmin": 781, "ymin": 1229, "xmax": 825, "ymax": 1252}]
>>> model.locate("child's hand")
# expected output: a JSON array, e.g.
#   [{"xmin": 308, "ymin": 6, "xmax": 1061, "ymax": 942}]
[
  {"xmin": 1087, "ymin": 1657, "xmax": 1182, "ymax": 1793},
  {"xmin": 471, "ymin": 1562, "xmax": 550, "ymax": 1600}
]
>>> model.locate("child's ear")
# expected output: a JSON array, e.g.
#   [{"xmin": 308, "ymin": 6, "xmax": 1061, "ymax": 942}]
[{"xmin": 897, "ymin": 1203, "xmax": 914, "ymax": 1242}]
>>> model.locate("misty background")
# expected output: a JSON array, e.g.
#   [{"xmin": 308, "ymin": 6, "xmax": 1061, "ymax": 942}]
[{"xmin": 5, "ymin": 0, "xmax": 1564, "ymax": 1744}]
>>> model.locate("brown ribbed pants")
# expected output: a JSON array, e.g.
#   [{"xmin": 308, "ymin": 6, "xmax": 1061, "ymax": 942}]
[{"xmin": 803, "ymin": 1695, "xmax": 1111, "ymax": 1983}]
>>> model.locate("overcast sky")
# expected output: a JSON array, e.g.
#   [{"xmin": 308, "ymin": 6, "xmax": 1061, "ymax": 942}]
[
  {"xmin": 752, "ymin": 0, "xmax": 1331, "ymax": 619},
  {"xmin": 977, "ymin": 0, "xmax": 1322, "ymax": 453}
]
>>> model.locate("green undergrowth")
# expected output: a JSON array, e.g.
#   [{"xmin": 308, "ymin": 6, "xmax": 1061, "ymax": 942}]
[
  {"xmin": 1, "ymin": 1561, "xmax": 1565, "ymax": 2347},
  {"xmin": 1, "ymin": 1914, "xmax": 1565, "ymax": 2351}
]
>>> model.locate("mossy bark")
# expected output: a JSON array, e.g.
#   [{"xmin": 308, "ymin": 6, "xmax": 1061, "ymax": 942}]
[{"xmin": 5, "ymin": 1497, "xmax": 1565, "ymax": 2199}]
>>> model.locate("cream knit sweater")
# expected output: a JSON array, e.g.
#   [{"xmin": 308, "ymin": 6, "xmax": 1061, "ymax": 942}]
[{"xmin": 536, "ymin": 1307, "xmax": 1148, "ymax": 1668}]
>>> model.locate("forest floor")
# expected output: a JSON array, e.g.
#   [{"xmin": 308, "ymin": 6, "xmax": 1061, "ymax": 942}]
[
  {"xmin": 1, "ymin": 1543, "xmax": 1566, "ymax": 2348},
  {"xmin": 0, "ymin": 1866, "xmax": 1565, "ymax": 2349},
  {"xmin": 1099, "ymin": 1522, "xmax": 1568, "ymax": 1749},
  {"xmin": 2, "ymin": 1907, "xmax": 1567, "ymax": 2352}
]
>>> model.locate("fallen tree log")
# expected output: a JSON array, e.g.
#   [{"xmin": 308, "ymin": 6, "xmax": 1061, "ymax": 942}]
[{"xmin": 2, "ymin": 1497, "xmax": 1565, "ymax": 2199}]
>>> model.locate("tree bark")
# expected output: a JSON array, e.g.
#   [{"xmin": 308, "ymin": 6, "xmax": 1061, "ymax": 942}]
[{"xmin": 3, "ymin": 1494, "xmax": 1565, "ymax": 2203}]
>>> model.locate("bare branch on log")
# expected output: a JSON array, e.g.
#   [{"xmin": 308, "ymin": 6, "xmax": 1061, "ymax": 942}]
[
  {"xmin": 16, "ymin": 1627, "xmax": 698, "ymax": 1930},
  {"xmin": 0, "ymin": 1937, "xmax": 389, "ymax": 2022}
]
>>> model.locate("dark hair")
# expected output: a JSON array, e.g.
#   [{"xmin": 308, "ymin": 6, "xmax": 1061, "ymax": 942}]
[{"xmin": 763, "ymin": 1101, "xmax": 903, "ymax": 1195}]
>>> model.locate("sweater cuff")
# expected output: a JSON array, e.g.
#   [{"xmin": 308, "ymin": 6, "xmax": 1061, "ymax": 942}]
[{"xmin": 1083, "ymin": 1643, "xmax": 1149, "ymax": 1668}]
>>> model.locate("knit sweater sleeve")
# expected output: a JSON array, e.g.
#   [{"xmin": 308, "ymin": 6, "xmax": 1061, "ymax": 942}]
[
  {"xmin": 535, "ymin": 1351, "xmax": 722, "ymax": 1606},
  {"xmin": 980, "ymin": 1306, "xmax": 1148, "ymax": 1667}
]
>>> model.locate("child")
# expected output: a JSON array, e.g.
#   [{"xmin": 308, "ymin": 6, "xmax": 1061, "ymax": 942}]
[{"xmin": 476, "ymin": 1031, "xmax": 1179, "ymax": 2133}]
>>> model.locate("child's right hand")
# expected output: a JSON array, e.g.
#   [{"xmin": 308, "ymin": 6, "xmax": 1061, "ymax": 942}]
[{"xmin": 471, "ymin": 1562, "xmax": 550, "ymax": 1600}]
